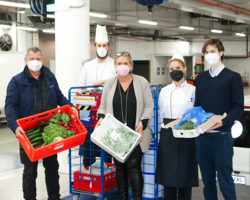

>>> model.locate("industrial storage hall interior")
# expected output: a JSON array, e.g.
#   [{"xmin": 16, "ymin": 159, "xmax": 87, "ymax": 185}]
[{"xmin": 1, "ymin": 0, "xmax": 250, "ymax": 200}]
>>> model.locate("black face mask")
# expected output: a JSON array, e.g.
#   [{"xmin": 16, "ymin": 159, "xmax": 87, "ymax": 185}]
[{"xmin": 170, "ymin": 70, "xmax": 184, "ymax": 82}]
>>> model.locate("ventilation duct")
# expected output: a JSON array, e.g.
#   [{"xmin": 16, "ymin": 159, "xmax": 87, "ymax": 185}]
[{"xmin": 30, "ymin": 0, "xmax": 54, "ymax": 14}]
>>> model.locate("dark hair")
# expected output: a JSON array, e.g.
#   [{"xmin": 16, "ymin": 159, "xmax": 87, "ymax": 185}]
[
  {"xmin": 94, "ymin": 42, "xmax": 109, "ymax": 46},
  {"xmin": 202, "ymin": 39, "xmax": 225, "ymax": 61}
]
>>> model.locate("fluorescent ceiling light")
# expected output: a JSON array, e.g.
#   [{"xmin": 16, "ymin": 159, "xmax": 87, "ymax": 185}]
[
  {"xmin": 0, "ymin": 24, "xmax": 11, "ymax": 29},
  {"xmin": 0, "ymin": 1, "xmax": 30, "ymax": 9},
  {"xmin": 89, "ymin": 13, "xmax": 107, "ymax": 18},
  {"xmin": 45, "ymin": 13, "xmax": 109, "ymax": 19},
  {"xmin": 211, "ymin": 29, "xmax": 223, "ymax": 33},
  {"xmin": 138, "ymin": 20, "xmax": 157, "ymax": 25},
  {"xmin": 43, "ymin": 30, "xmax": 55, "ymax": 33},
  {"xmin": 236, "ymin": 33, "xmax": 245, "ymax": 37},
  {"xmin": 179, "ymin": 26, "xmax": 194, "ymax": 30},
  {"xmin": 17, "ymin": 27, "xmax": 37, "ymax": 31},
  {"xmin": 47, "ymin": 14, "xmax": 55, "ymax": 19}
]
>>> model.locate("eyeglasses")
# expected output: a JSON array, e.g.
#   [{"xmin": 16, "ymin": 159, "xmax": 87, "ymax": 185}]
[{"xmin": 116, "ymin": 52, "xmax": 130, "ymax": 56}]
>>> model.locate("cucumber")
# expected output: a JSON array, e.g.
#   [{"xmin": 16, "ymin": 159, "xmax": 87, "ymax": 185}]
[
  {"xmin": 35, "ymin": 145, "xmax": 43, "ymax": 149},
  {"xmin": 30, "ymin": 136, "xmax": 43, "ymax": 143},
  {"xmin": 26, "ymin": 129, "xmax": 41, "ymax": 137},
  {"xmin": 25, "ymin": 128, "xmax": 37, "ymax": 134},
  {"xmin": 28, "ymin": 133, "xmax": 42, "ymax": 140},
  {"xmin": 32, "ymin": 141, "xmax": 43, "ymax": 147}
]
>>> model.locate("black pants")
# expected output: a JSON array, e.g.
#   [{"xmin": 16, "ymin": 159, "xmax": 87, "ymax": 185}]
[
  {"xmin": 164, "ymin": 187, "xmax": 192, "ymax": 200},
  {"xmin": 114, "ymin": 155, "xmax": 143, "ymax": 200},
  {"xmin": 20, "ymin": 147, "xmax": 60, "ymax": 200}
]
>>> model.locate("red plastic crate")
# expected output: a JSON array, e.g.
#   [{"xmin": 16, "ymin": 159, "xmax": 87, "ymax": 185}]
[
  {"xmin": 73, "ymin": 163, "xmax": 117, "ymax": 193},
  {"xmin": 16, "ymin": 105, "xmax": 87, "ymax": 162}
]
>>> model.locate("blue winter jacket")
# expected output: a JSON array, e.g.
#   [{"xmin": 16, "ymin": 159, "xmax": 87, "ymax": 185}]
[{"xmin": 5, "ymin": 66, "xmax": 73, "ymax": 133}]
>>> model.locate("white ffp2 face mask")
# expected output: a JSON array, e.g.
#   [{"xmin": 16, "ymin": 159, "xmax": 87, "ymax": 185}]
[
  {"xmin": 97, "ymin": 47, "xmax": 108, "ymax": 58},
  {"xmin": 205, "ymin": 53, "xmax": 220, "ymax": 66},
  {"xmin": 27, "ymin": 60, "xmax": 42, "ymax": 72}
]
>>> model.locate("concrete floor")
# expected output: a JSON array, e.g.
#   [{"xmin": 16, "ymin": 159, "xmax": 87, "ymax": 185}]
[{"xmin": 0, "ymin": 123, "xmax": 70, "ymax": 200}]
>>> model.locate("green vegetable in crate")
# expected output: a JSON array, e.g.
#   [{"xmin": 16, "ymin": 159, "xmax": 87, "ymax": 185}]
[
  {"xmin": 42, "ymin": 123, "xmax": 67, "ymax": 145},
  {"xmin": 61, "ymin": 112, "xmax": 70, "ymax": 126},
  {"xmin": 100, "ymin": 127, "xmax": 138, "ymax": 157},
  {"xmin": 67, "ymin": 131, "xmax": 75, "ymax": 138},
  {"xmin": 49, "ymin": 113, "xmax": 62, "ymax": 124},
  {"xmin": 28, "ymin": 132, "xmax": 42, "ymax": 140},
  {"xmin": 177, "ymin": 121, "xmax": 196, "ymax": 130},
  {"xmin": 49, "ymin": 118, "xmax": 60, "ymax": 124},
  {"xmin": 25, "ymin": 128, "xmax": 38, "ymax": 134},
  {"xmin": 26, "ymin": 129, "xmax": 40, "ymax": 137}
]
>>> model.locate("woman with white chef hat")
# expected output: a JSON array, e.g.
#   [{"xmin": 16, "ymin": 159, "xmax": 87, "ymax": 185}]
[{"xmin": 155, "ymin": 50, "xmax": 198, "ymax": 200}]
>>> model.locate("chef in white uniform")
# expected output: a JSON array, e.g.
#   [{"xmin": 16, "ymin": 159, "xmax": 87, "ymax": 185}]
[
  {"xmin": 155, "ymin": 50, "xmax": 198, "ymax": 200},
  {"xmin": 78, "ymin": 25, "xmax": 116, "ymax": 86}
]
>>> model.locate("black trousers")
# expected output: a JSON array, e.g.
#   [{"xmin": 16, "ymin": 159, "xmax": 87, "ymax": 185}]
[
  {"xmin": 20, "ymin": 147, "xmax": 60, "ymax": 200},
  {"xmin": 114, "ymin": 155, "xmax": 143, "ymax": 200},
  {"xmin": 164, "ymin": 187, "xmax": 192, "ymax": 200}
]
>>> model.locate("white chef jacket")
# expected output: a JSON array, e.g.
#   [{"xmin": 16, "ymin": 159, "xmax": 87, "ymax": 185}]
[
  {"xmin": 159, "ymin": 81, "xmax": 195, "ymax": 121},
  {"xmin": 78, "ymin": 56, "xmax": 116, "ymax": 86}
]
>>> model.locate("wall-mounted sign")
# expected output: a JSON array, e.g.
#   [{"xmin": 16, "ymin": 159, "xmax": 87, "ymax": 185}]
[{"xmin": 73, "ymin": 96, "xmax": 96, "ymax": 106}]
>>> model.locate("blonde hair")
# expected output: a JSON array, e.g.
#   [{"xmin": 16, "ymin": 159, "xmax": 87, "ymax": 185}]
[
  {"xmin": 168, "ymin": 59, "xmax": 185, "ymax": 68},
  {"xmin": 114, "ymin": 51, "xmax": 133, "ymax": 67}
]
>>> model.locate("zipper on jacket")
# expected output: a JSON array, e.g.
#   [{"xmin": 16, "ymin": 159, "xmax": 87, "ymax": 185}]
[{"xmin": 47, "ymin": 74, "xmax": 53, "ymax": 109}]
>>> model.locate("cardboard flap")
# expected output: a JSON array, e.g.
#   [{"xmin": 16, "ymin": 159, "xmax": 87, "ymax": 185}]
[
  {"xmin": 198, "ymin": 113, "xmax": 227, "ymax": 133},
  {"xmin": 163, "ymin": 118, "xmax": 181, "ymax": 129}
]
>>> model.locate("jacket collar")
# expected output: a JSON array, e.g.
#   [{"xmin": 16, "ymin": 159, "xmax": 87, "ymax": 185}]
[
  {"xmin": 20, "ymin": 66, "xmax": 53, "ymax": 85},
  {"xmin": 171, "ymin": 80, "xmax": 187, "ymax": 88}
]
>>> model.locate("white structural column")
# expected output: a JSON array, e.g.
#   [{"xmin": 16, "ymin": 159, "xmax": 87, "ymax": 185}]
[{"xmin": 55, "ymin": 0, "xmax": 90, "ymax": 97}]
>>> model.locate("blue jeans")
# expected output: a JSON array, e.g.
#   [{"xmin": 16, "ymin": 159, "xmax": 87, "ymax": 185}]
[{"xmin": 196, "ymin": 134, "xmax": 236, "ymax": 200}]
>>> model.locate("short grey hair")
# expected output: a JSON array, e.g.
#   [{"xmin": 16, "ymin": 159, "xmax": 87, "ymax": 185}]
[{"xmin": 26, "ymin": 46, "xmax": 43, "ymax": 58}]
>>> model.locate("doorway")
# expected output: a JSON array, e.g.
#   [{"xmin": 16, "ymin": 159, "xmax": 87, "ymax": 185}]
[{"xmin": 133, "ymin": 60, "xmax": 150, "ymax": 82}]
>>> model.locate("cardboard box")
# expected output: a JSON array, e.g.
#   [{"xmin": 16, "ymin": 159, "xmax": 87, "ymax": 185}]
[
  {"xmin": 91, "ymin": 114, "xmax": 141, "ymax": 163},
  {"xmin": 162, "ymin": 113, "xmax": 227, "ymax": 138}
]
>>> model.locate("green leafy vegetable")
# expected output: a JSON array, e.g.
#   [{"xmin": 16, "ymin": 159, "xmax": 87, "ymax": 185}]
[
  {"xmin": 67, "ymin": 131, "xmax": 75, "ymax": 138},
  {"xmin": 49, "ymin": 113, "xmax": 62, "ymax": 124},
  {"xmin": 178, "ymin": 121, "xmax": 196, "ymax": 130},
  {"xmin": 100, "ymin": 127, "xmax": 138, "ymax": 157},
  {"xmin": 61, "ymin": 112, "xmax": 70, "ymax": 126},
  {"xmin": 43, "ymin": 123, "xmax": 67, "ymax": 144}
]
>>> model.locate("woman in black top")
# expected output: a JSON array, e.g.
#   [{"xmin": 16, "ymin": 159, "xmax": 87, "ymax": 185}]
[{"xmin": 95, "ymin": 52, "xmax": 154, "ymax": 200}]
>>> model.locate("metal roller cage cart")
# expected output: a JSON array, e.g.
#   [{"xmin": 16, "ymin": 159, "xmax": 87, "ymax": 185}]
[{"xmin": 68, "ymin": 86, "xmax": 164, "ymax": 200}]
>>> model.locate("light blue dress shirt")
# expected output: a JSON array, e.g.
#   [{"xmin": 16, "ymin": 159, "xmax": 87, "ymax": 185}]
[{"xmin": 207, "ymin": 63, "xmax": 225, "ymax": 133}]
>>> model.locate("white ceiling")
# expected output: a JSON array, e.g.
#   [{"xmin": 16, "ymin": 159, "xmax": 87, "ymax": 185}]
[{"xmin": 1, "ymin": 0, "xmax": 250, "ymax": 41}]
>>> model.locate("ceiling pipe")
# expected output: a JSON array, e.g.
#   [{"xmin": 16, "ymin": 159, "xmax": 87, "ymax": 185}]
[{"xmin": 197, "ymin": 0, "xmax": 250, "ymax": 16}]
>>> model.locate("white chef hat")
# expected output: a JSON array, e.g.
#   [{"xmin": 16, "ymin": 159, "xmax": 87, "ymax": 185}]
[
  {"xmin": 95, "ymin": 25, "xmax": 108, "ymax": 43},
  {"xmin": 170, "ymin": 49, "xmax": 185, "ymax": 65}
]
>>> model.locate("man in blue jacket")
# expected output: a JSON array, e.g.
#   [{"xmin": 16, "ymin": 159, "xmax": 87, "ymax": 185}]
[
  {"xmin": 195, "ymin": 39, "xmax": 244, "ymax": 200},
  {"xmin": 5, "ymin": 47, "xmax": 78, "ymax": 200}
]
